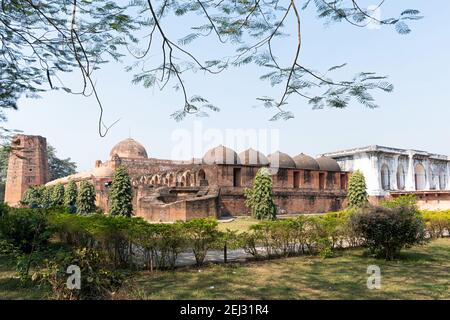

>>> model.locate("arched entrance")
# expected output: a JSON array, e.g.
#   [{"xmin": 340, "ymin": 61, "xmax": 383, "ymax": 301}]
[
  {"xmin": 415, "ymin": 164, "xmax": 426, "ymax": 190},
  {"xmin": 439, "ymin": 171, "xmax": 446, "ymax": 190},
  {"xmin": 396, "ymin": 164, "xmax": 405, "ymax": 190},
  {"xmin": 381, "ymin": 164, "xmax": 390, "ymax": 190}
]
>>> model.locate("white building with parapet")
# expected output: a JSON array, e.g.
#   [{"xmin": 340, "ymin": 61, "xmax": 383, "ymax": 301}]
[{"xmin": 322, "ymin": 146, "xmax": 450, "ymax": 208}]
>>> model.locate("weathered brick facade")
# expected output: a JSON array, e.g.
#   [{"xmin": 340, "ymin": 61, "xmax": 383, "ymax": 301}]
[
  {"xmin": 4, "ymin": 134, "xmax": 49, "ymax": 206},
  {"xmin": 44, "ymin": 139, "xmax": 349, "ymax": 222}
]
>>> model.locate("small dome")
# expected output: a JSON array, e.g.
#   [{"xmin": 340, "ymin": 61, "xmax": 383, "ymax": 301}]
[
  {"xmin": 110, "ymin": 138, "xmax": 148, "ymax": 159},
  {"xmin": 91, "ymin": 166, "xmax": 115, "ymax": 178},
  {"xmin": 293, "ymin": 153, "xmax": 320, "ymax": 170},
  {"xmin": 316, "ymin": 156, "xmax": 341, "ymax": 171},
  {"xmin": 203, "ymin": 145, "xmax": 240, "ymax": 165},
  {"xmin": 239, "ymin": 148, "xmax": 269, "ymax": 165},
  {"xmin": 267, "ymin": 151, "xmax": 296, "ymax": 168}
]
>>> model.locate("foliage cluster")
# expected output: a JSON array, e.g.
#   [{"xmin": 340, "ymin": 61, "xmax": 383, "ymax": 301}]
[
  {"xmin": 244, "ymin": 168, "xmax": 277, "ymax": 220},
  {"xmin": 350, "ymin": 197, "xmax": 426, "ymax": 260}
]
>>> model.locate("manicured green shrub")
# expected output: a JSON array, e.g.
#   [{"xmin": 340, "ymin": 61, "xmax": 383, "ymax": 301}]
[
  {"xmin": 350, "ymin": 205, "xmax": 426, "ymax": 260},
  {"xmin": 381, "ymin": 194, "xmax": 417, "ymax": 209},
  {"xmin": 347, "ymin": 170, "xmax": 368, "ymax": 208},
  {"xmin": 323, "ymin": 209, "xmax": 361, "ymax": 248},
  {"xmin": 42, "ymin": 186, "xmax": 54, "ymax": 208},
  {"xmin": 49, "ymin": 213, "xmax": 188, "ymax": 270},
  {"xmin": 239, "ymin": 231, "xmax": 261, "ymax": 258},
  {"xmin": 183, "ymin": 218, "xmax": 219, "ymax": 266},
  {"xmin": 77, "ymin": 181, "xmax": 96, "ymax": 215},
  {"xmin": 246, "ymin": 216, "xmax": 336, "ymax": 259},
  {"xmin": 108, "ymin": 166, "xmax": 133, "ymax": 217},
  {"xmin": 51, "ymin": 184, "xmax": 65, "ymax": 207},
  {"xmin": 420, "ymin": 210, "xmax": 450, "ymax": 238},
  {"xmin": 64, "ymin": 181, "xmax": 78, "ymax": 210},
  {"xmin": 142, "ymin": 222, "xmax": 186, "ymax": 270},
  {"xmin": 245, "ymin": 167, "xmax": 277, "ymax": 220}
]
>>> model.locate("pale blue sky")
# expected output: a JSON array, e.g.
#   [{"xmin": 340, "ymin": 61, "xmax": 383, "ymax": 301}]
[{"xmin": 5, "ymin": 1, "xmax": 450, "ymax": 171}]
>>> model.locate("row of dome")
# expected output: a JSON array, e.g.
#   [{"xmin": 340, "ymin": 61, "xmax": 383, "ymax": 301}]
[
  {"xmin": 203, "ymin": 145, "xmax": 341, "ymax": 171},
  {"xmin": 109, "ymin": 139, "xmax": 341, "ymax": 172}
]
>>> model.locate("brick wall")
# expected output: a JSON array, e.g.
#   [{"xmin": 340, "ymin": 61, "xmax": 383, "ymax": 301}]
[{"xmin": 4, "ymin": 134, "xmax": 49, "ymax": 206}]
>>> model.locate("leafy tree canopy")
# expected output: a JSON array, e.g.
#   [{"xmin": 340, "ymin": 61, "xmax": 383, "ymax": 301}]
[
  {"xmin": 47, "ymin": 145, "xmax": 77, "ymax": 181},
  {"xmin": 0, "ymin": 0, "xmax": 422, "ymax": 134}
]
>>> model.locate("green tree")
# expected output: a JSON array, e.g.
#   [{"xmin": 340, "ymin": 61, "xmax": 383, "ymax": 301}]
[
  {"xmin": 41, "ymin": 186, "xmax": 54, "ymax": 209},
  {"xmin": 51, "ymin": 184, "xmax": 65, "ymax": 207},
  {"xmin": 47, "ymin": 146, "xmax": 77, "ymax": 181},
  {"xmin": 77, "ymin": 181, "xmax": 96, "ymax": 215},
  {"xmin": 348, "ymin": 170, "xmax": 369, "ymax": 208},
  {"xmin": 1, "ymin": 1, "xmax": 421, "ymax": 133},
  {"xmin": 21, "ymin": 186, "xmax": 44, "ymax": 208},
  {"xmin": 0, "ymin": 146, "xmax": 9, "ymax": 201},
  {"xmin": 109, "ymin": 166, "xmax": 133, "ymax": 217},
  {"xmin": 64, "ymin": 181, "xmax": 78, "ymax": 208},
  {"xmin": 245, "ymin": 168, "xmax": 277, "ymax": 220}
]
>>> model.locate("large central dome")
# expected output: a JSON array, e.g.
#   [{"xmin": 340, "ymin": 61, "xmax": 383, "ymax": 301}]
[{"xmin": 110, "ymin": 138, "xmax": 148, "ymax": 159}]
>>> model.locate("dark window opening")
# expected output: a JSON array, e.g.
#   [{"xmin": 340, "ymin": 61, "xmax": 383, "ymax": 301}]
[
  {"xmin": 304, "ymin": 170, "xmax": 311, "ymax": 184},
  {"xmin": 319, "ymin": 173, "xmax": 325, "ymax": 190},
  {"xmin": 326, "ymin": 172, "xmax": 334, "ymax": 188},
  {"xmin": 233, "ymin": 168, "xmax": 241, "ymax": 187},
  {"xmin": 293, "ymin": 171, "xmax": 300, "ymax": 188},
  {"xmin": 340, "ymin": 174, "xmax": 347, "ymax": 190}
]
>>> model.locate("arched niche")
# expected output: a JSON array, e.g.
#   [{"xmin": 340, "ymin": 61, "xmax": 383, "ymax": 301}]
[
  {"xmin": 415, "ymin": 164, "xmax": 426, "ymax": 190},
  {"xmin": 381, "ymin": 164, "xmax": 390, "ymax": 190},
  {"xmin": 396, "ymin": 164, "xmax": 405, "ymax": 190}
]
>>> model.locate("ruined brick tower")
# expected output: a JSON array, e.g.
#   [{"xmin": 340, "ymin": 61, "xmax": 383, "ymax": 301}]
[{"xmin": 4, "ymin": 134, "xmax": 49, "ymax": 206}]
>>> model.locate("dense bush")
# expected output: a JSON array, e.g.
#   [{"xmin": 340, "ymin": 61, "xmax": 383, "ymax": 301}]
[
  {"xmin": 420, "ymin": 210, "xmax": 450, "ymax": 238},
  {"xmin": 183, "ymin": 218, "xmax": 219, "ymax": 266},
  {"xmin": 244, "ymin": 215, "xmax": 347, "ymax": 259},
  {"xmin": 33, "ymin": 247, "xmax": 123, "ymax": 300},
  {"xmin": 381, "ymin": 194, "xmax": 417, "ymax": 209},
  {"xmin": 350, "ymin": 205, "xmax": 426, "ymax": 260},
  {"xmin": 50, "ymin": 213, "xmax": 189, "ymax": 270},
  {"xmin": 0, "ymin": 207, "xmax": 52, "ymax": 253},
  {"xmin": 21, "ymin": 186, "xmax": 45, "ymax": 208}
]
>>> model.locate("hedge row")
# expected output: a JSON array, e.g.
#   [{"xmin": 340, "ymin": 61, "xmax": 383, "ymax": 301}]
[
  {"xmin": 420, "ymin": 210, "xmax": 450, "ymax": 238},
  {"xmin": 1, "ymin": 203, "xmax": 448, "ymax": 272}
]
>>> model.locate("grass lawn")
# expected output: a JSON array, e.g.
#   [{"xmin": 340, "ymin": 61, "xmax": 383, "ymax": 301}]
[
  {"xmin": 217, "ymin": 217, "xmax": 260, "ymax": 233},
  {"xmin": 0, "ymin": 255, "xmax": 49, "ymax": 300},
  {"xmin": 119, "ymin": 238, "xmax": 450, "ymax": 300},
  {"xmin": 217, "ymin": 214, "xmax": 317, "ymax": 233},
  {"xmin": 1, "ymin": 239, "xmax": 449, "ymax": 300}
]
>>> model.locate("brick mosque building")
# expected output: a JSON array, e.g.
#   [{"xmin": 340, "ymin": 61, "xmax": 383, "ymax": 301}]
[{"xmin": 4, "ymin": 134, "xmax": 349, "ymax": 222}]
